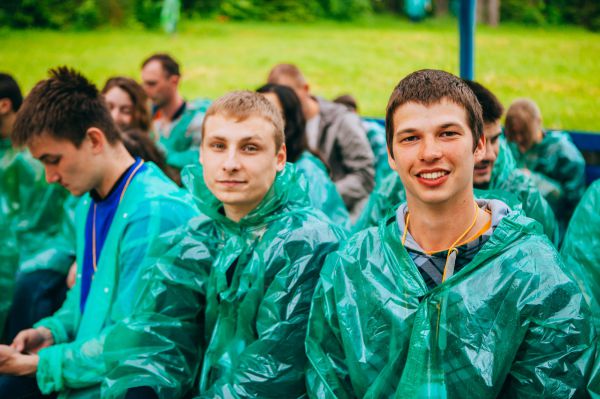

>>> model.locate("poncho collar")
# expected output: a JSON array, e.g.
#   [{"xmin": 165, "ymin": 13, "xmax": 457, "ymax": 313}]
[{"xmin": 181, "ymin": 162, "xmax": 309, "ymax": 230}]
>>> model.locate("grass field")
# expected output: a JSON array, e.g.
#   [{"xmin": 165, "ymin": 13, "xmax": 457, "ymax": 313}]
[{"xmin": 2, "ymin": 16, "xmax": 599, "ymax": 130}]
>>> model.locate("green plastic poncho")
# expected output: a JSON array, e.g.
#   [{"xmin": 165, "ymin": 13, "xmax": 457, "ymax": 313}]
[
  {"xmin": 102, "ymin": 163, "xmax": 346, "ymax": 398},
  {"xmin": 160, "ymin": 0, "xmax": 180, "ymax": 34},
  {"xmin": 0, "ymin": 218, "xmax": 18, "ymax": 335},
  {"xmin": 354, "ymin": 139, "xmax": 559, "ymax": 244},
  {"xmin": 307, "ymin": 208, "xmax": 596, "ymax": 398},
  {"xmin": 296, "ymin": 151, "xmax": 351, "ymax": 231},
  {"xmin": 0, "ymin": 138, "xmax": 74, "ymax": 338},
  {"xmin": 561, "ymin": 180, "xmax": 600, "ymax": 331},
  {"xmin": 154, "ymin": 98, "xmax": 212, "ymax": 170},
  {"xmin": 363, "ymin": 120, "xmax": 394, "ymax": 186},
  {"xmin": 509, "ymin": 130, "xmax": 586, "ymax": 230},
  {"xmin": 32, "ymin": 163, "xmax": 198, "ymax": 398}
]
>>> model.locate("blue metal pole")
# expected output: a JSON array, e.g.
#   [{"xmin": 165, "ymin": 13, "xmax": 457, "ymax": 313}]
[{"xmin": 459, "ymin": 0, "xmax": 476, "ymax": 80}]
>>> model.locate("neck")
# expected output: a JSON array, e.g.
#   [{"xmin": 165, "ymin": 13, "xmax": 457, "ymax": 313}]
[
  {"xmin": 304, "ymin": 96, "xmax": 320, "ymax": 120},
  {"xmin": 94, "ymin": 142, "xmax": 136, "ymax": 199},
  {"xmin": 0, "ymin": 113, "xmax": 16, "ymax": 139},
  {"xmin": 159, "ymin": 93, "xmax": 184, "ymax": 121},
  {"xmin": 223, "ymin": 202, "xmax": 258, "ymax": 223},
  {"xmin": 405, "ymin": 189, "xmax": 489, "ymax": 252}
]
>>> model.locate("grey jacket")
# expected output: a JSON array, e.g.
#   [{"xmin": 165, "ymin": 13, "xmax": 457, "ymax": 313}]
[{"xmin": 316, "ymin": 97, "xmax": 375, "ymax": 219}]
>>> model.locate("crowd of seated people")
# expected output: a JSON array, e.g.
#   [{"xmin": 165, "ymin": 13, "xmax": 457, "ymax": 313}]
[{"xmin": 0, "ymin": 56, "xmax": 596, "ymax": 399}]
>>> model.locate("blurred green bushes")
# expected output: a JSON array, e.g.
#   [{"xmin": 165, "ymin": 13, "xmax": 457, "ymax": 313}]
[{"xmin": 0, "ymin": 0, "xmax": 598, "ymax": 30}]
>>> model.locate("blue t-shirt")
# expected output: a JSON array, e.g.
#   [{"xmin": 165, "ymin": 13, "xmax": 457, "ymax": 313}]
[{"xmin": 80, "ymin": 158, "xmax": 146, "ymax": 312}]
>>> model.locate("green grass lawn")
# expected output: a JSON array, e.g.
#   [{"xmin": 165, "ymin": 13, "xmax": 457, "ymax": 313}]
[{"xmin": 2, "ymin": 16, "xmax": 599, "ymax": 130}]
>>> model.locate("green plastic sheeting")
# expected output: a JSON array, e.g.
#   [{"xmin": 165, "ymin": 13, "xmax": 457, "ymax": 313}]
[
  {"xmin": 0, "ymin": 219, "xmax": 18, "ymax": 336},
  {"xmin": 354, "ymin": 139, "xmax": 558, "ymax": 244},
  {"xmin": 102, "ymin": 163, "xmax": 346, "ymax": 398},
  {"xmin": 306, "ymin": 209, "xmax": 596, "ymax": 398},
  {"xmin": 363, "ymin": 120, "xmax": 394, "ymax": 187},
  {"xmin": 296, "ymin": 151, "xmax": 351, "ymax": 231},
  {"xmin": 561, "ymin": 180, "xmax": 600, "ymax": 331},
  {"xmin": 154, "ymin": 98, "xmax": 212, "ymax": 170},
  {"xmin": 32, "ymin": 163, "xmax": 198, "ymax": 398},
  {"xmin": 509, "ymin": 130, "xmax": 586, "ymax": 231},
  {"xmin": 0, "ymin": 138, "xmax": 74, "ymax": 338}
]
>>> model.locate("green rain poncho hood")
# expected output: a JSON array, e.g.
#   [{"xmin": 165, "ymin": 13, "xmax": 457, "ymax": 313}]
[
  {"xmin": 509, "ymin": 130, "xmax": 585, "ymax": 230},
  {"xmin": 102, "ymin": 163, "xmax": 346, "ymax": 399},
  {"xmin": 32, "ymin": 163, "xmax": 198, "ymax": 398},
  {"xmin": 307, "ymin": 204, "xmax": 596, "ymax": 398},
  {"xmin": 296, "ymin": 151, "xmax": 351, "ymax": 231},
  {"xmin": 354, "ymin": 138, "xmax": 558, "ymax": 244},
  {"xmin": 0, "ymin": 138, "xmax": 74, "ymax": 338}
]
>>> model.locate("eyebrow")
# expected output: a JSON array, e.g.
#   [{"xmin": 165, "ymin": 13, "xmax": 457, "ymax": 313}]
[
  {"xmin": 395, "ymin": 122, "xmax": 464, "ymax": 135},
  {"xmin": 38, "ymin": 154, "xmax": 58, "ymax": 162},
  {"xmin": 207, "ymin": 135, "xmax": 264, "ymax": 142}
]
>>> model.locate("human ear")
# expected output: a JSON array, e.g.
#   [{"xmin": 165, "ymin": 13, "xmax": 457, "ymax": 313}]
[
  {"xmin": 86, "ymin": 127, "xmax": 107, "ymax": 154},
  {"xmin": 276, "ymin": 143, "xmax": 287, "ymax": 171}
]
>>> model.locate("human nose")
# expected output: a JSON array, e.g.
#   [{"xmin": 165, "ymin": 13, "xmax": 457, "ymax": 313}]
[
  {"xmin": 222, "ymin": 149, "xmax": 241, "ymax": 172},
  {"xmin": 110, "ymin": 108, "xmax": 121, "ymax": 125},
  {"xmin": 418, "ymin": 136, "xmax": 442, "ymax": 162},
  {"xmin": 44, "ymin": 166, "xmax": 59, "ymax": 184}
]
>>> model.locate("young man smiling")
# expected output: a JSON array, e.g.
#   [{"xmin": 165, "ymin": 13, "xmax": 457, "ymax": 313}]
[
  {"xmin": 0, "ymin": 67, "xmax": 198, "ymax": 399},
  {"xmin": 101, "ymin": 91, "xmax": 345, "ymax": 398},
  {"xmin": 354, "ymin": 80, "xmax": 559, "ymax": 245},
  {"xmin": 306, "ymin": 69, "xmax": 595, "ymax": 398}
]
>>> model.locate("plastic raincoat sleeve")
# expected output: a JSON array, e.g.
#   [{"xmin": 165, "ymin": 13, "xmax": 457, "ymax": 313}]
[
  {"xmin": 196, "ymin": 228, "xmax": 343, "ymax": 399},
  {"xmin": 102, "ymin": 221, "xmax": 214, "ymax": 399},
  {"xmin": 560, "ymin": 180, "xmax": 600, "ymax": 331},
  {"xmin": 34, "ymin": 201, "xmax": 192, "ymax": 394}
]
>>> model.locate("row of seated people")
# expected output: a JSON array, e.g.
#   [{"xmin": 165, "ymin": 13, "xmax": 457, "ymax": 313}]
[{"xmin": 0, "ymin": 65, "xmax": 596, "ymax": 398}]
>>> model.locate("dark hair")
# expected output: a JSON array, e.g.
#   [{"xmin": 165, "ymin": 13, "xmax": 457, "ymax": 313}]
[
  {"xmin": 122, "ymin": 129, "xmax": 181, "ymax": 185},
  {"xmin": 141, "ymin": 53, "xmax": 181, "ymax": 77},
  {"xmin": 462, "ymin": 80, "xmax": 503, "ymax": 124},
  {"xmin": 0, "ymin": 73, "xmax": 23, "ymax": 112},
  {"xmin": 102, "ymin": 76, "xmax": 151, "ymax": 132},
  {"xmin": 256, "ymin": 83, "xmax": 308, "ymax": 163},
  {"xmin": 385, "ymin": 69, "xmax": 483, "ymax": 157},
  {"xmin": 333, "ymin": 94, "xmax": 358, "ymax": 112},
  {"xmin": 12, "ymin": 67, "xmax": 121, "ymax": 147}
]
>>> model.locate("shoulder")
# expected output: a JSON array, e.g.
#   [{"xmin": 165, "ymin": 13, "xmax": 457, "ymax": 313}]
[{"xmin": 272, "ymin": 205, "xmax": 347, "ymax": 246}]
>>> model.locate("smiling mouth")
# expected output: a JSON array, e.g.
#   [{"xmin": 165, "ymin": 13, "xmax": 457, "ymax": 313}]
[{"xmin": 417, "ymin": 171, "xmax": 449, "ymax": 180}]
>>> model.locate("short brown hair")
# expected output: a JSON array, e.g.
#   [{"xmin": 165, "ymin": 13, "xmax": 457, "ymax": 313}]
[
  {"xmin": 102, "ymin": 76, "xmax": 151, "ymax": 132},
  {"xmin": 267, "ymin": 63, "xmax": 306, "ymax": 88},
  {"xmin": 504, "ymin": 98, "xmax": 541, "ymax": 140},
  {"xmin": 12, "ymin": 66, "xmax": 121, "ymax": 147},
  {"xmin": 202, "ymin": 91, "xmax": 285, "ymax": 151},
  {"xmin": 141, "ymin": 53, "xmax": 181, "ymax": 77},
  {"xmin": 385, "ymin": 69, "xmax": 483, "ymax": 157}
]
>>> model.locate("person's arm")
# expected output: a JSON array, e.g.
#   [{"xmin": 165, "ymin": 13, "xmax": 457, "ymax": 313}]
[
  {"xmin": 196, "ymin": 228, "xmax": 343, "ymax": 399},
  {"xmin": 305, "ymin": 260, "xmax": 355, "ymax": 399},
  {"xmin": 503, "ymin": 251, "xmax": 596, "ymax": 398},
  {"xmin": 333, "ymin": 114, "xmax": 375, "ymax": 213},
  {"xmin": 101, "ymin": 220, "xmax": 213, "ymax": 399},
  {"xmin": 35, "ymin": 200, "xmax": 196, "ymax": 395}
]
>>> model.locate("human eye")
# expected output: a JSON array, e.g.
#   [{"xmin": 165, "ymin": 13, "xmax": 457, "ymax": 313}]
[
  {"xmin": 399, "ymin": 135, "xmax": 418, "ymax": 143},
  {"xmin": 121, "ymin": 106, "xmax": 133, "ymax": 115},
  {"xmin": 440, "ymin": 130, "xmax": 459, "ymax": 137},
  {"xmin": 209, "ymin": 142, "xmax": 225, "ymax": 150},
  {"xmin": 44, "ymin": 156, "xmax": 61, "ymax": 165},
  {"xmin": 242, "ymin": 144, "xmax": 259, "ymax": 152}
]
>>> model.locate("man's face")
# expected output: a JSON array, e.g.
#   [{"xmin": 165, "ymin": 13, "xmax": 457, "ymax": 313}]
[
  {"xmin": 269, "ymin": 75, "xmax": 311, "ymax": 116},
  {"xmin": 28, "ymin": 133, "xmax": 99, "ymax": 197},
  {"xmin": 104, "ymin": 86, "xmax": 134, "ymax": 130},
  {"xmin": 141, "ymin": 60, "xmax": 178, "ymax": 108},
  {"xmin": 387, "ymin": 100, "xmax": 485, "ymax": 207},
  {"xmin": 505, "ymin": 118, "xmax": 537, "ymax": 154},
  {"xmin": 473, "ymin": 120, "xmax": 502, "ymax": 186},
  {"xmin": 200, "ymin": 114, "xmax": 286, "ymax": 220}
]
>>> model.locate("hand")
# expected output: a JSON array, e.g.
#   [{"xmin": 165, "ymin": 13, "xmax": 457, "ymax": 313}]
[
  {"xmin": 0, "ymin": 345, "xmax": 38, "ymax": 376},
  {"xmin": 66, "ymin": 261, "xmax": 77, "ymax": 289},
  {"xmin": 11, "ymin": 327, "xmax": 54, "ymax": 354}
]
